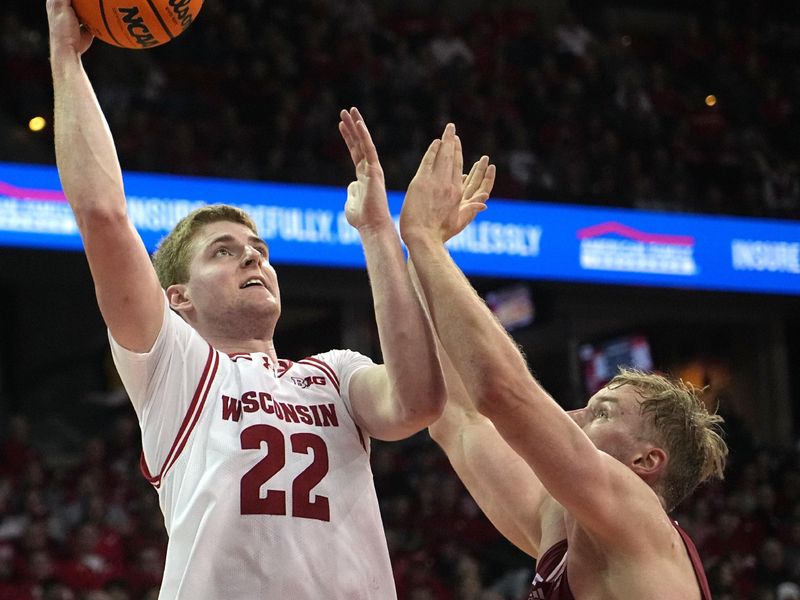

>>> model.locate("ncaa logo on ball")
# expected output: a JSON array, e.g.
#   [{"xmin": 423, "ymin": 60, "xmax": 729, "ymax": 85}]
[
  {"xmin": 167, "ymin": 0, "xmax": 194, "ymax": 30},
  {"xmin": 71, "ymin": 0, "xmax": 204, "ymax": 50}
]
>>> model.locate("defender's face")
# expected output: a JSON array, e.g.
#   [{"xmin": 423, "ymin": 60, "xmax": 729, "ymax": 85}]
[
  {"xmin": 183, "ymin": 220, "xmax": 281, "ymax": 322},
  {"xmin": 568, "ymin": 384, "xmax": 649, "ymax": 462}
]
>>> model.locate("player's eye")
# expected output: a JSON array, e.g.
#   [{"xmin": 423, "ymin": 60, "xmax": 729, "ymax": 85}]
[{"xmin": 215, "ymin": 247, "xmax": 232, "ymax": 256}]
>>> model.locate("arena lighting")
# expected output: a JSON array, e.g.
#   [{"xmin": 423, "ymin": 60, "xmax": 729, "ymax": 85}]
[
  {"xmin": 28, "ymin": 117, "xmax": 46, "ymax": 132},
  {"xmin": 705, "ymin": 95, "xmax": 718, "ymax": 107}
]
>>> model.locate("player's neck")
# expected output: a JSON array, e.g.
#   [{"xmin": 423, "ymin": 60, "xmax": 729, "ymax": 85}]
[{"xmin": 206, "ymin": 333, "xmax": 278, "ymax": 362}]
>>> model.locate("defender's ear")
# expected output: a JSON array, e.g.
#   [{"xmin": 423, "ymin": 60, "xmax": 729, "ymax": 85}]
[{"xmin": 632, "ymin": 446, "xmax": 668, "ymax": 483}]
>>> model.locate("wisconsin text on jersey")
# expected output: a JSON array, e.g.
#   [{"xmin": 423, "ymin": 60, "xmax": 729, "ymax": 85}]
[
  {"xmin": 221, "ymin": 390, "xmax": 340, "ymax": 427},
  {"xmin": 220, "ymin": 354, "xmax": 342, "ymax": 427}
]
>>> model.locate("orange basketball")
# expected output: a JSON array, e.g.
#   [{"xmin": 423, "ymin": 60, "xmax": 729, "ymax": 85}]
[{"xmin": 71, "ymin": 0, "xmax": 203, "ymax": 49}]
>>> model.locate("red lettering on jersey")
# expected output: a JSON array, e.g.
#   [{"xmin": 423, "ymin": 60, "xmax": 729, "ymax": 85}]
[
  {"xmin": 295, "ymin": 405, "xmax": 314, "ymax": 425},
  {"xmin": 241, "ymin": 390, "xmax": 259, "ymax": 413},
  {"xmin": 220, "ymin": 392, "xmax": 339, "ymax": 429},
  {"xmin": 222, "ymin": 395, "xmax": 242, "ymax": 421},
  {"xmin": 259, "ymin": 392, "xmax": 274, "ymax": 414},
  {"xmin": 319, "ymin": 404, "xmax": 338, "ymax": 427},
  {"xmin": 310, "ymin": 405, "xmax": 322, "ymax": 426},
  {"xmin": 279, "ymin": 402, "xmax": 300, "ymax": 424},
  {"xmin": 240, "ymin": 424, "xmax": 330, "ymax": 521}
]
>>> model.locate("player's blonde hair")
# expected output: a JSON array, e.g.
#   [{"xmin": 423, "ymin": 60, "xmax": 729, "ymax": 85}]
[
  {"xmin": 607, "ymin": 368, "xmax": 728, "ymax": 511},
  {"xmin": 152, "ymin": 204, "xmax": 259, "ymax": 288}
]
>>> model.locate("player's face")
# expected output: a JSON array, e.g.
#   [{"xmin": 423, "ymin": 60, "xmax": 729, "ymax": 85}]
[
  {"xmin": 184, "ymin": 220, "xmax": 281, "ymax": 323},
  {"xmin": 569, "ymin": 384, "xmax": 650, "ymax": 464}
]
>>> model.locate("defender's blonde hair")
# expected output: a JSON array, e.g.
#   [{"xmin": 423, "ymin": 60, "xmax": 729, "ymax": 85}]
[{"xmin": 608, "ymin": 368, "xmax": 728, "ymax": 510}]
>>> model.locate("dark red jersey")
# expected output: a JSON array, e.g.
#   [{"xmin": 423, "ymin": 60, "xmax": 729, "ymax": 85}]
[{"xmin": 527, "ymin": 521, "xmax": 712, "ymax": 600}]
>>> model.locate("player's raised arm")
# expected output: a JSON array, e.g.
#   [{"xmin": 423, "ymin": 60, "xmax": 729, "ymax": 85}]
[
  {"xmin": 337, "ymin": 108, "xmax": 446, "ymax": 441},
  {"xmin": 409, "ymin": 158, "xmax": 548, "ymax": 557},
  {"xmin": 400, "ymin": 130, "xmax": 664, "ymax": 547},
  {"xmin": 48, "ymin": 0, "xmax": 164, "ymax": 352}
]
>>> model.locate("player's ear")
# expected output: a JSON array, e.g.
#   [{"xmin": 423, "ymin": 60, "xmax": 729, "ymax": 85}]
[
  {"xmin": 632, "ymin": 446, "xmax": 668, "ymax": 481},
  {"xmin": 166, "ymin": 283, "xmax": 192, "ymax": 314}
]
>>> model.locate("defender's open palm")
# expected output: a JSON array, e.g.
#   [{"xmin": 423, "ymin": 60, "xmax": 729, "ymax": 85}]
[
  {"xmin": 339, "ymin": 108, "xmax": 392, "ymax": 233},
  {"xmin": 446, "ymin": 156, "xmax": 496, "ymax": 242},
  {"xmin": 400, "ymin": 124, "xmax": 495, "ymax": 244}
]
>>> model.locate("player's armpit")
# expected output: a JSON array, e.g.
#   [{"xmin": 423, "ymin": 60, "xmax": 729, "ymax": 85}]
[{"xmin": 348, "ymin": 364, "xmax": 440, "ymax": 441}]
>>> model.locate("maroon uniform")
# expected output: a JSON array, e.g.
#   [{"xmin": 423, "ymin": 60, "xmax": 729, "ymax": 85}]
[{"xmin": 528, "ymin": 521, "xmax": 712, "ymax": 600}]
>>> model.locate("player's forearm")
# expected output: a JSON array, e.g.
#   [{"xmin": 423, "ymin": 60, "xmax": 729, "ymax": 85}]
[
  {"xmin": 407, "ymin": 235, "xmax": 607, "ymax": 503},
  {"xmin": 360, "ymin": 225, "xmax": 446, "ymax": 427},
  {"xmin": 51, "ymin": 46, "xmax": 126, "ymax": 222},
  {"xmin": 50, "ymin": 44, "xmax": 165, "ymax": 352},
  {"xmin": 405, "ymin": 235, "xmax": 529, "ymax": 408},
  {"xmin": 409, "ymin": 258, "xmax": 478, "ymax": 417}
]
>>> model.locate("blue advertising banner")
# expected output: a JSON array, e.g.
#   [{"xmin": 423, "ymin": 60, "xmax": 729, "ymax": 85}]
[{"xmin": 1, "ymin": 161, "xmax": 798, "ymax": 296}]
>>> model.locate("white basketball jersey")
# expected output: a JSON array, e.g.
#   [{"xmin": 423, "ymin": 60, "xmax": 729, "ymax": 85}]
[{"xmin": 110, "ymin": 300, "xmax": 396, "ymax": 599}]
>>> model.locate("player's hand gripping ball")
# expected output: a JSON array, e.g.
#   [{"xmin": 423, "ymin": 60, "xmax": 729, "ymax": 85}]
[{"xmin": 71, "ymin": 0, "xmax": 202, "ymax": 49}]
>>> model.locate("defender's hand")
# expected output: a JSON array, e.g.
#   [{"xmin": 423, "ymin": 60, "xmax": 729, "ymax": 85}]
[
  {"xmin": 445, "ymin": 156, "xmax": 496, "ymax": 242},
  {"xmin": 400, "ymin": 123, "xmax": 464, "ymax": 245}
]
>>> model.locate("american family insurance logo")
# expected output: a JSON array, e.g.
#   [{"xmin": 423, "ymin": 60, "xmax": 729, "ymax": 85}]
[
  {"xmin": 0, "ymin": 179, "xmax": 79, "ymax": 235},
  {"xmin": 578, "ymin": 221, "xmax": 697, "ymax": 276},
  {"xmin": 0, "ymin": 180, "xmax": 67, "ymax": 202}
]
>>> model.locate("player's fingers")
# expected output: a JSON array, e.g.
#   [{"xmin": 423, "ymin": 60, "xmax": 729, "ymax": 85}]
[
  {"xmin": 350, "ymin": 107, "xmax": 366, "ymax": 126},
  {"xmin": 356, "ymin": 120, "xmax": 381, "ymax": 166},
  {"xmin": 342, "ymin": 109, "xmax": 366, "ymax": 148},
  {"xmin": 338, "ymin": 120, "xmax": 361, "ymax": 166}
]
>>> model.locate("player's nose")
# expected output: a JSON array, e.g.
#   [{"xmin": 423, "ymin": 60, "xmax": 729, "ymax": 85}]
[
  {"xmin": 567, "ymin": 408, "xmax": 590, "ymax": 428},
  {"xmin": 241, "ymin": 245, "xmax": 260, "ymax": 266}
]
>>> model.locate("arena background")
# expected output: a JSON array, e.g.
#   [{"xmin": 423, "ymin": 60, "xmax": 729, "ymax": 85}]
[{"xmin": 1, "ymin": 1, "xmax": 800, "ymax": 599}]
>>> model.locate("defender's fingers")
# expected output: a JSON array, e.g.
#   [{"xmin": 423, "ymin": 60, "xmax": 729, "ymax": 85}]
[
  {"xmin": 453, "ymin": 135, "xmax": 464, "ymax": 185},
  {"xmin": 464, "ymin": 156, "xmax": 489, "ymax": 198},
  {"xmin": 416, "ymin": 139, "xmax": 443, "ymax": 176},
  {"xmin": 479, "ymin": 163, "xmax": 497, "ymax": 196},
  {"xmin": 433, "ymin": 123, "xmax": 456, "ymax": 173}
]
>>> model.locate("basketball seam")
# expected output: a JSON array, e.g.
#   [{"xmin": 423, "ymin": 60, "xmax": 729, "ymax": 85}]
[
  {"xmin": 144, "ymin": 0, "xmax": 176, "ymax": 40},
  {"xmin": 98, "ymin": 0, "xmax": 125, "ymax": 47}
]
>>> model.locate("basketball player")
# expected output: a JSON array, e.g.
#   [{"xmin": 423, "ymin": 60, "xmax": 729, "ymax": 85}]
[
  {"xmin": 401, "ymin": 132, "xmax": 728, "ymax": 599},
  {"xmin": 45, "ymin": 0, "xmax": 468, "ymax": 596}
]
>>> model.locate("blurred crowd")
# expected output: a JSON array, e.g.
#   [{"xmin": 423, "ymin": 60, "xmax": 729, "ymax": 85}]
[
  {"xmin": 1, "ymin": 1, "xmax": 799, "ymax": 219},
  {"xmin": 1, "ymin": 406, "xmax": 799, "ymax": 600}
]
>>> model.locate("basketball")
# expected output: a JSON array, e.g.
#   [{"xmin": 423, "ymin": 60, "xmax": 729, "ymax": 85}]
[{"xmin": 71, "ymin": 0, "xmax": 203, "ymax": 49}]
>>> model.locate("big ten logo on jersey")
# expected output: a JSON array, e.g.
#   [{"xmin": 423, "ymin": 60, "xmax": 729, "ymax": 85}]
[{"xmin": 291, "ymin": 375, "xmax": 326, "ymax": 389}]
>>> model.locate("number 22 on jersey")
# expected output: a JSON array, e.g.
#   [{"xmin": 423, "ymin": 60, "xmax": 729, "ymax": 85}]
[{"xmin": 240, "ymin": 424, "xmax": 330, "ymax": 521}]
